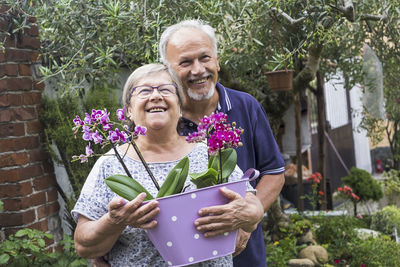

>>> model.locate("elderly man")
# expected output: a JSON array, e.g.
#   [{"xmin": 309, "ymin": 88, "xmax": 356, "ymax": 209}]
[{"xmin": 159, "ymin": 20, "xmax": 285, "ymax": 267}]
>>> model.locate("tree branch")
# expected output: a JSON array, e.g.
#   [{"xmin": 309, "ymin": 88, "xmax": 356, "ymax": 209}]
[
  {"xmin": 293, "ymin": 42, "xmax": 323, "ymax": 91},
  {"xmin": 270, "ymin": 7, "xmax": 306, "ymax": 27},
  {"xmin": 360, "ymin": 12, "xmax": 388, "ymax": 22}
]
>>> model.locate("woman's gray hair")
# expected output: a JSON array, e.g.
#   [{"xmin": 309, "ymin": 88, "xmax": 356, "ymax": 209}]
[{"xmin": 159, "ymin": 19, "xmax": 218, "ymax": 65}]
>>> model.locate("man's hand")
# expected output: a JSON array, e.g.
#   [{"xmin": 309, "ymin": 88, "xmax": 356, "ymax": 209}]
[
  {"xmin": 232, "ymin": 229, "xmax": 251, "ymax": 257},
  {"xmin": 194, "ymin": 187, "xmax": 264, "ymax": 237}
]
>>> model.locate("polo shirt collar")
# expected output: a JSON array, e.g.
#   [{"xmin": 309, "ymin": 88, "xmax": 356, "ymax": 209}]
[{"xmin": 216, "ymin": 82, "xmax": 232, "ymax": 113}]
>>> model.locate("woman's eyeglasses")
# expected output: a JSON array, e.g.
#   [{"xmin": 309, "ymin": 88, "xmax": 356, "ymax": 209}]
[{"xmin": 130, "ymin": 84, "xmax": 177, "ymax": 99}]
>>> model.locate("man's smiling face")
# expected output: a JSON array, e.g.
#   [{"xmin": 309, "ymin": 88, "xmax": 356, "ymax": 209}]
[{"xmin": 165, "ymin": 27, "xmax": 220, "ymax": 101}]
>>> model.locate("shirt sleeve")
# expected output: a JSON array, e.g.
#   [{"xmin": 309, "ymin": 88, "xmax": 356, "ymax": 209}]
[{"xmin": 71, "ymin": 157, "xmax": 115, "ymax": 222}]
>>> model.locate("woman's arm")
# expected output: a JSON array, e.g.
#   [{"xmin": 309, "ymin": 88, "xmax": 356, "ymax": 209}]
[{"xmin": 74, "ymin": 193, "xmax": 160, "ymax": 259}]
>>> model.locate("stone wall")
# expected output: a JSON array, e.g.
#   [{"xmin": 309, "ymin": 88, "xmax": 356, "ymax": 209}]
[{"xmin": 0, "ymin": 5, "xmax": 62, "ymax": 248}]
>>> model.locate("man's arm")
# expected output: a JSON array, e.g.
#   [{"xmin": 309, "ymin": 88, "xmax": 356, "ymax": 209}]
[{"xmin": 255, "ymin": 173, "xmax": 285, "ymax": 212}]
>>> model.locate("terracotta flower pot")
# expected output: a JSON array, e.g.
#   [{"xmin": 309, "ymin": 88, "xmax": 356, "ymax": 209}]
[
  {"xmin": 265, "ymin": 69, "xmax": 294, "ymax": 92},
  {"xmin": 145, "ymin": 169, "xmax": 258, "ymax": 267}
]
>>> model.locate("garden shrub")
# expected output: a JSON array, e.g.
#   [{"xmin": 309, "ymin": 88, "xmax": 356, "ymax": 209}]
[
  {"xmin": 0, "ymin": 228, "xmax": 87, "ymax": 267},
  {"xmin": 40, "ymin": 88, "xmax": 120, "ymax": 230},
  {"xmin": 347, "ymin": 235, "xmax": 400, "ymax": 267},
  {"xmin": 370, "ymin": 205, "xmax": 400, "ymax": 237},
  {"xmin": 383, "ymin": 169, "xmax": 400, "ymax": 204},
  {"xmin": 312, "ymin": 215, "xmax": 367, "ymax": 259},
  {"xmin": 341, "ymin": 167, "xmax": 383, "ymax": 214},
  {"xmin": 40, "ymin": 88, "xmax": 120, "ymax": 198}
]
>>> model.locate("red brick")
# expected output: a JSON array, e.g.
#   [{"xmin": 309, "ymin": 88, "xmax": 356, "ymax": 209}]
[
  {"xmin": 33, "ymin": 174, "xmax": 56, "ymax": 191},
  {"xmin": 0, "ymin": 136, "xmax": 40, "ymax": 152},
  {"xmin": 19, "ymin": 164, "xmax": 43, "ymax": 180},
  {"xmin": 0, "ymin": 77, "xmax": 33, "ymax": 92},
  {"xmin": 0, "ymin": 107, "xmax": 36, "ymax": 122},
  {"xmin": 0, "ymin": 168, "xmax": 19, "ymax": 182},
  {"xmin": 18, "ymin": 64, "xmax": 32, "ymax": 76},
  {"xmin": 22, "ymin": 92, "xmax": 41, "ymax": 105},
  {"xmin": 33, "ymin": 80, "xmax": 45, "ymax": 91},
  {"xmin": 0, "ymin": 152, "xmax": 29, "ymax": 168},
  {"xmin": 0, "ymin": 93, "xmax": 22, "ymax": 107},
  {"xmin": 0, "ymin": 64, "xmax": 18, "ymax": 77},
  {"xmin": 0, "ymin": 181, "xmax": 32, "ymax": 197},
  {"xmin": 5, "ymin": 49, "xmax": 34, "ymax": 62},
  {"xmin": 30, "ymin": 218, "xmax": 49, "ymax": 232},
  {"xmin": 17, "ymin": 36, "xmax": 40, "ymax": 50},
  {"xmin": 0, "ymin": 209, "xmax": 35, "ymax": 226},
  {"xmin": 0, "ymin": 109, "xmax": 12, "ymax": 122},
  {"xmin": 0, "ymin": 18, "xmax": 8, "ymax": 32},
  {"xmin": 31, "ymin": 52, "xmax": 39, "ymax": 62},
  {"xmin": 0, "ymin": 122, "xmax": 25, "ymax": 137},
  {"xmin": 42, "ymin": 161, "xmax": 54, "ymax": 173},
  {"xmin": 37, "ymin": 201, "xmax": 59, "ymax": 219},
  {"xmin": 2, "ymin": 192, "xmax": 47, "ymax": 211},
  {"xmin": 0, "ymin": 164, "xmax": 43, "ymax": 183},
  {"xmin": 47, "ymin": 187, "xmax": 59, "ymax": 202},
  {"xmin": 15, "ymin": 107, "xmax": 37, "ymax": 121},
  {"xmin": 0, "ymin": 51, "xmax": 5, "ymax": 63},
  {"xmin": 26, "ymin": 120, "xmax": 43, "ymax": 134},
  {"xmin": 27, "ymin": 27, "xmax": 39, "ymax": 37},
  {"xmin": 29, "ymin": 148, "xmax": 50, "ymax": 162}
]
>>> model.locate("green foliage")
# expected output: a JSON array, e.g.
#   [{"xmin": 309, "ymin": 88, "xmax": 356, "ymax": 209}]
[
  {"xmin": 312, "ymin": 215, "xmax": 367, "ymax": 259},
  {"xmin": 341, "ymin": 167, "xmax": 383, "ymax": 203},
  {"xmin": 266, "ymin": 238, "xmax": 299, "ymax": 267},
  {"xmin": 0, "ymin": 228, "xmax": 87, "ymax": 267},
  {"xmin": 383, "ymin": 169, "xmax": 400, "ymax": 196},
  {"xmin": 279, "ymin": 214, "xmax": 312, "ymax": 240},
  {"xmin": 347, "ymin": 235, "xmax": 400, "ymax": 267},
  {"xmin": 370, "ymin": 205, "xmax": 400, "ymax": 237},
  {"xmin": 39, "ymin": 88, "xmax": 120, "ymax": 199}
]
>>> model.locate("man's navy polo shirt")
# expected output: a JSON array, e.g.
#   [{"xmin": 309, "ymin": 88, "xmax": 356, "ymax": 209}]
[{"xmin": 181, "ymin": 83, "xmax": 285, "ymax": 267}]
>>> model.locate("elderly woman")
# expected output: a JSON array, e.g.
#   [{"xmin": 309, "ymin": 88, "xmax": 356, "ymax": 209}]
[{"xmin": 72, "ymin": 64, "xmax": 250, "ymax": 266}]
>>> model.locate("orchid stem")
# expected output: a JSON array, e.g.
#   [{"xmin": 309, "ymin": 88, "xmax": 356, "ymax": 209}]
[
  {"xmin": 130, "ymin": 140, "xmax": 160, "ymax": 190},
  {"xmin": 219, "ymin": 148, "xmax": 223, "ymax": 184},
  {"xmin": 110, "ymin": 142, "xmax": 133, "ymax": 179}
]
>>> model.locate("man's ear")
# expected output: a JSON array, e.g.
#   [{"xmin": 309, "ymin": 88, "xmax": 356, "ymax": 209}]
[{"xmin": 216, "ymin": 57, "xmax": 221, "ymax": 72}]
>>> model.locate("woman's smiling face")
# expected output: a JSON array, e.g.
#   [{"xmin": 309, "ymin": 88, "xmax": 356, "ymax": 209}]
[{"xmin": 127, "ymin": 71, "xmax": 180, "ymax": 132}]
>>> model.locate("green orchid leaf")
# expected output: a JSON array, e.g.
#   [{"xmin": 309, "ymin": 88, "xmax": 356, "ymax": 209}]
[
  {"xmin": 157, "ymin": 157, "xmax": 189, "ymax": 198},
  {"xmin": 190, "ymin": 168, "xmax": 219, "ymax": 188},
  {"xmin": 105, "ymin": 174, "xmax": 154, "ymax": 201},
  {"xmin": 219, "ymin": 148, "xmax": 237, "ymax": 182}
]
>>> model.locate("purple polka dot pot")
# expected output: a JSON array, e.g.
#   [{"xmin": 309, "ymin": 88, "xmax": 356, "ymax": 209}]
[{"xmin": 145, "ymin": 169, "xmax": 259, "ymax": 267}]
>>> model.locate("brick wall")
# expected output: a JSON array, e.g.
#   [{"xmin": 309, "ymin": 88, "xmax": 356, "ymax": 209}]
[{"xmin": 0, "ymin": 5, "xmax": 62, "ymax": 247}]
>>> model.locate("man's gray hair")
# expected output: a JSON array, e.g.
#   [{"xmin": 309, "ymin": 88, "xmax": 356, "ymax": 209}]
[{"xmin": 159, "ymin": 19, "xmax": 218, "ymax": 65}]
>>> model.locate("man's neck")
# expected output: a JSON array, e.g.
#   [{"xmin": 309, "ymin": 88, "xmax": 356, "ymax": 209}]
[{"xmin": 182, "ymin": 89, "xmax": 219, "ymax": 124}]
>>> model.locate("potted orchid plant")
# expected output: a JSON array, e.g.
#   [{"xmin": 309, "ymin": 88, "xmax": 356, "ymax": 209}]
[
  {"xmin": 72, "ymin": 108, "xmax": 252, "ymax": 266},
  {"xmin": 72, "ymin": 108, "xmax": 243, "ymax": 201}
]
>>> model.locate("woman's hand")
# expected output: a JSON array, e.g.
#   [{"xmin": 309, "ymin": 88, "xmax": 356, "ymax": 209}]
[{"xmin": 107, "ymin": 192, "xmax": 160, "ymax": 229}]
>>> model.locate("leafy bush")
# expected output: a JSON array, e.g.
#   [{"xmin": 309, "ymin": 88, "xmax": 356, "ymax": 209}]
[
  {"xmin": 383, "ymin": 169, "xmax": 400, "ymax": 197},
  {"xmin": 347, "ymin": 235, "xmax": 400, "ymax": 267},
  {"xmin": 266, "ymin": 238, "xmax": 303, "ymax": 267},
  {"xmin": 341, "ymin": 167, "xmax": 383, "ymax": 215},
  {"xmin": 0, "ymin": 228, "xmax": 87, "ymax": 266},
  {"xmin": 40, "ymin": 89, "xmax": 120, "ymax": 198},
  {"xmin": 312, "ymin": 215, "xmax": 367, "ymax": 259},
  {"xmin": 370, "ymin": 205, "xmax": 400, "ymax": 237}
]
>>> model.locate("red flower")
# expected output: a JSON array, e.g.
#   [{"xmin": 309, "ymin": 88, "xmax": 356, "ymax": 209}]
[
  {"xmin": 318, "ymin": 191, "xmax": 324, "ymax": 196},
  {"xmin": 334, "ymin": 259, "xmax": 340, "ymax": 264},
  {"xmin": 337, "ymin": 187, "xmax": 343, "ymax": 192}
]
